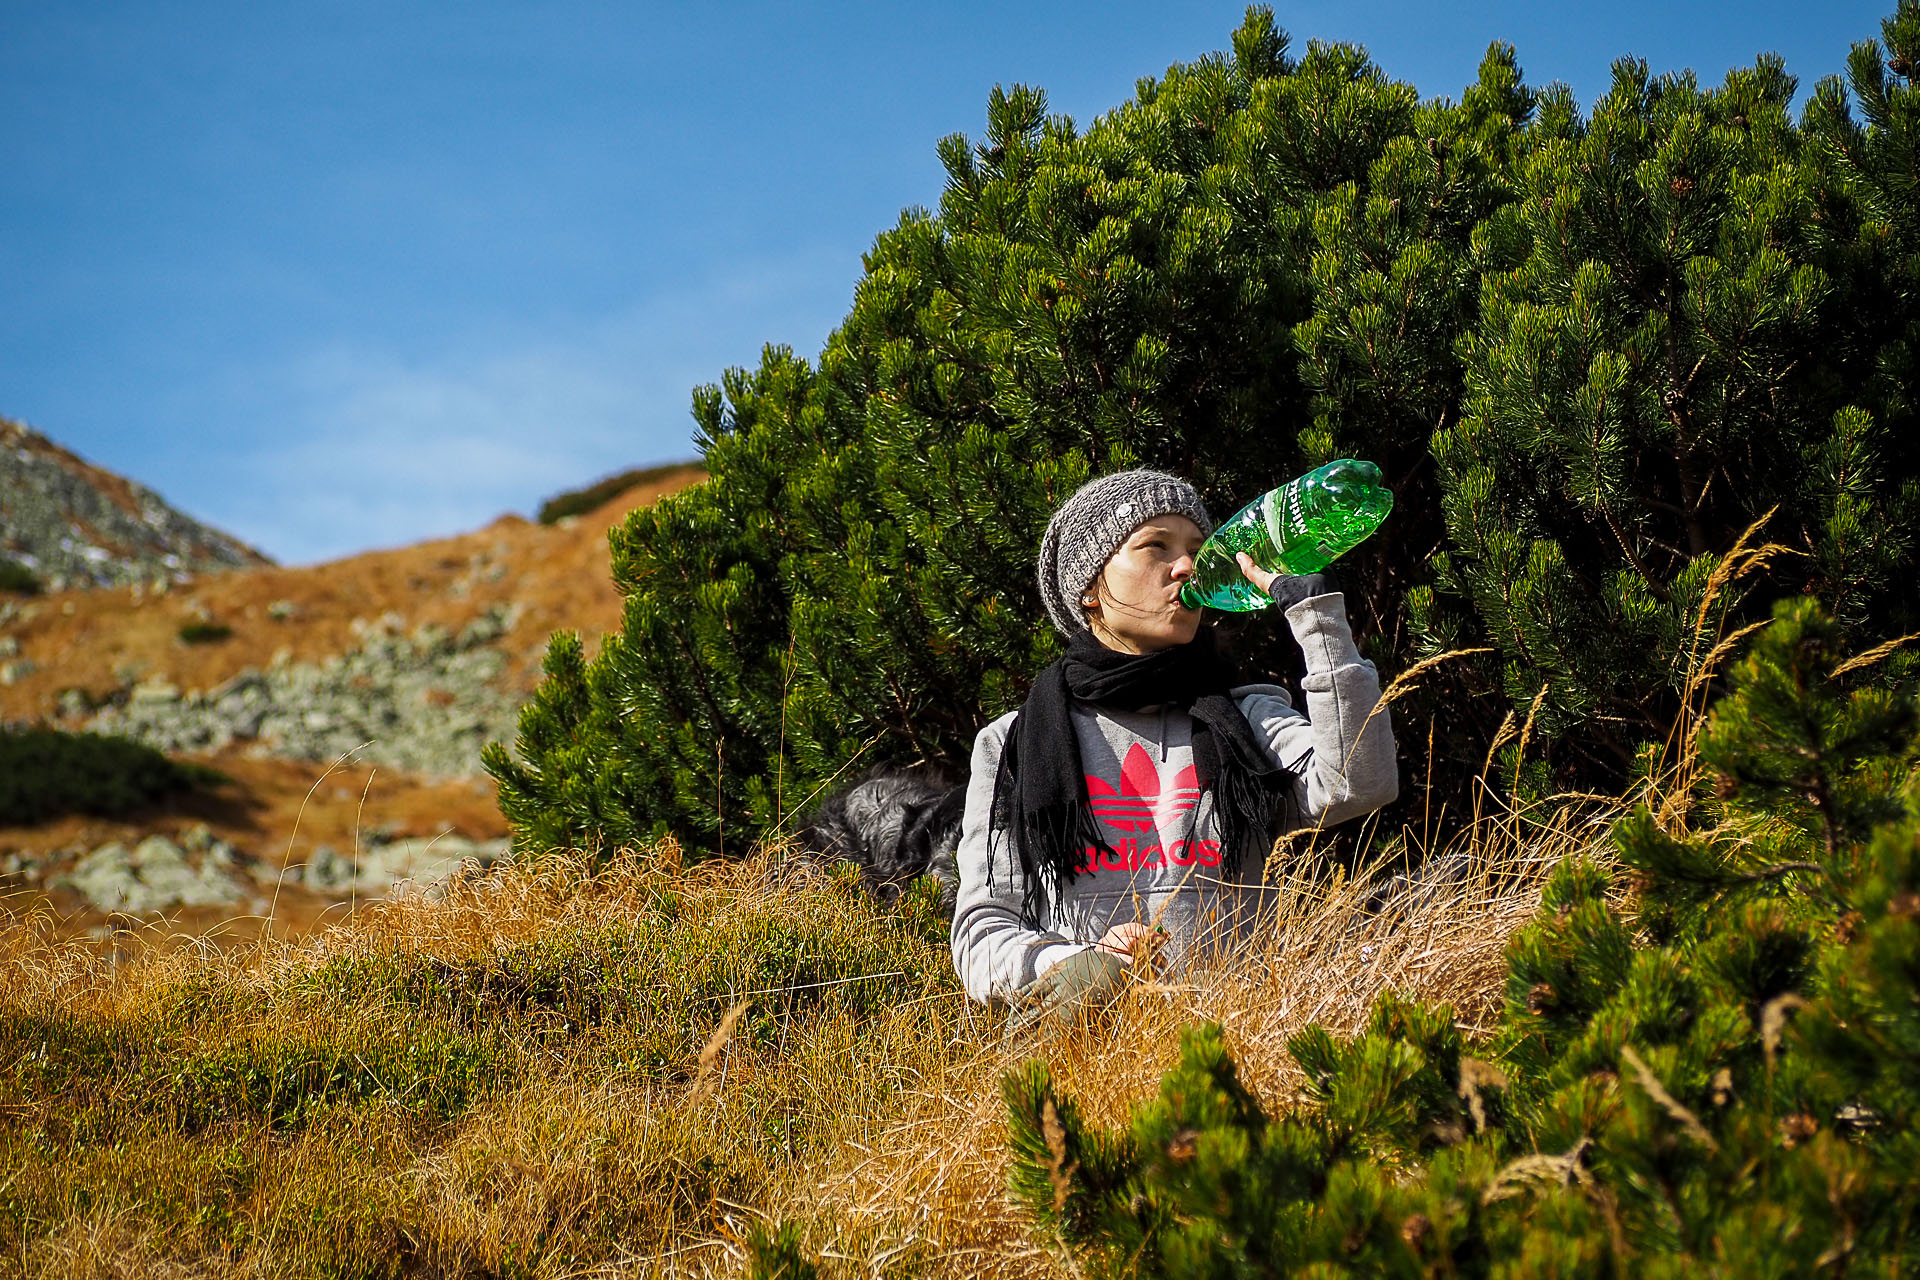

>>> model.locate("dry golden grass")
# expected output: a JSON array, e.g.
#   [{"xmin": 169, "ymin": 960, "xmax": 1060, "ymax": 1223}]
[
  {"xmin": 0, "ymin": 785, "xmax": 1611, "ymax": 1280},
  {"xmin": 6, "ymin": 512, "xmax": 1790, "ymax": 1278}
]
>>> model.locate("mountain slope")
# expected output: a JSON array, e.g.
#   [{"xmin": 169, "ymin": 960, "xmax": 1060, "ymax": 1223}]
[
  {"xmin": 0, "ymin": 428, "xmax": 705, "ymax": 940},
  {"xmin": 0, "ymin": 417, "xmax": 271, "ymax": 590}
]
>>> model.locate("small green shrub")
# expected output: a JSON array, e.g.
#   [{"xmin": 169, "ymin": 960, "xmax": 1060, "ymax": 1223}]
[
  {"xmin": 166, "ymin": 1028, "xmax": 497, "ymax": 1131},
  {"xmin": 745, "ymin": 1222, "xmax": 821, "ymax": 1280},
  {"xmin": 536, "ymin": 461, "xmax": 702, "ymax": 526},
  {"xmin": 0, "ymin": 727, "xmax": 223, "ymax": 823},
  {"xmin": 176, "ymin": 621, "xmax": 232, "ymax": 645},
  {"xmin": 0, "ymin": 558, "xmax": 40, "ymax": 596},
  {"xmin": 1, "ymin": 1007, "xmax": 501, "ymax": 1141}
]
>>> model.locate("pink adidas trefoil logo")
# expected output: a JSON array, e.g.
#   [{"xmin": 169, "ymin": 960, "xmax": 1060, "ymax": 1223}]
[{"xmin": 1078, "ymin": 742, "xmax": 1220, "ymax": 874}]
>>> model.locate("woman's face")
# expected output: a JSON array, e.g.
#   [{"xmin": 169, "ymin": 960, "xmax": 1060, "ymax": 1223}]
[{"xmin": 1086, "ymin": 515, "xmax": 1205, "ymax": 654}]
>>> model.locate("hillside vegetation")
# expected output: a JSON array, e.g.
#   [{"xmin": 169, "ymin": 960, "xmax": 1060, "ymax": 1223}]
[
  {"xmin": 9, "ymin": 588, "xmax": 1919, "ymax": 1274},
  {"xmin": 0, "ymin": 728, "xmax": 222, "ymax": 825},
  {"xmin": 0, "ymin": 456, "xmax": 704, "ymax": 944}
]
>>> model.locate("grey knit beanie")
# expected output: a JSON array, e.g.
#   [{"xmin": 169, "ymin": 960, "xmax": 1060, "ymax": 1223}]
[{"xmin": 1037, "ymin": 469, "xmax": 1213, "ymax": 637}]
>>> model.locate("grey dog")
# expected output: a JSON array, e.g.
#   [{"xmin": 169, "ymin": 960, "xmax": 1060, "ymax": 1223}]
[{"xmin": 796, "ymin": 763, "xmax": 966, "ymax": 918}]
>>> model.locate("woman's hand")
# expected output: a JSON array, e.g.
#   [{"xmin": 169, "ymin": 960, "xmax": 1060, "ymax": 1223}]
[
  {"xmin": 1236, "ymin": 552, "xmax": 1340, "ymax": 610},
  {"xmin": 1095, "ymin": 921, "xmax": 1165, "ymax": 967}
]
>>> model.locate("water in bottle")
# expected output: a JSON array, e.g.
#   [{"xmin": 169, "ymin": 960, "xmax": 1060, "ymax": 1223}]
[{"xmin": 1178, "ymin": 459, "xmax": 1393, "ymax": 611}]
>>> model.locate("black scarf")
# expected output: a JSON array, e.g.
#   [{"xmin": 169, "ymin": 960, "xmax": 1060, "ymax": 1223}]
[{"xmin": 989, "ymin": 627, "xmax": 1298, "ymax": 923}]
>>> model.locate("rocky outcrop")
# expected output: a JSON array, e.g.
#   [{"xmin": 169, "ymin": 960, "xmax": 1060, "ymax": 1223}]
[
  {"xmin": 0, "ymin": 417, "xmax": 270, "ymax": 591},
  {"xmin": 85, "ymin": 605, "xmax": 522, "ymax": 778},
  {"xmin": 50, "ymin": 826, "xmax": 257, "ymax": 915},
  {"xmin": 30, "ymin": 823, "xmax": 514, "ymax": 915},
  {"xmin": 288, "ymin": 831, "xmax": 513, "ymax": 896}
]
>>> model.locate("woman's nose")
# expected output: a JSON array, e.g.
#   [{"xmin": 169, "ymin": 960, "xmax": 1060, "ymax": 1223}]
[{"xmin": 1171, "ymin": 554, "xmax": 1195, "ymax": 580}]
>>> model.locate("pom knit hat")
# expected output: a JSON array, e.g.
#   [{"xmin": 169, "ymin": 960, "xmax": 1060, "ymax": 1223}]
[{"xmin": 1037, "ymin": 469, "xmax": 1213, "ymax": 637}]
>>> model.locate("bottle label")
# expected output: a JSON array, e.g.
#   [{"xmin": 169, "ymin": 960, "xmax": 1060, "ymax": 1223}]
[{"xmin": 1285, "ymin": 484, "xmax": 1306, "ymax": 538}]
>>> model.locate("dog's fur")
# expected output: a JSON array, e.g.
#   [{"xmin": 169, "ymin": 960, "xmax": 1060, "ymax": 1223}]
[{"xmin": 796, "ymin": 762, "xmax": 967, "ymax": 918}]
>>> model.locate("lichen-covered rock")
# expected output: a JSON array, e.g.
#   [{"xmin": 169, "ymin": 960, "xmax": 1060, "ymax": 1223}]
[
  {"xmin": 85, "ymin": 603, "xmax": 521, "ymax": 777},
  {"xmin": 358, "ymin": 833, "xmax": 512, "ymax": 893},
  {"xmin": 290, "ymin": 831, "xmax": 513, "ymax": 898},
  {"xmin": 301, "ymin": 844, "xmax": 358, "ymax": 893},
  {"xmin": 55, "ymin": 835, "xmax": 248, "ymax": 914}
]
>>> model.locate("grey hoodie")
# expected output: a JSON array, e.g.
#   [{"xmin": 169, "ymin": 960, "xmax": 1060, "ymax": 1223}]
[{"xmin": 949, "ymin": 593, "xmax": 1398, "ymax": 1004}]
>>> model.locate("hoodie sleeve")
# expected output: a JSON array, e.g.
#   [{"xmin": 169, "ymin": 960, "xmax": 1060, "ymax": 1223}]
[
  {"xmin": 948, "ymin": 713, "xmax": 1094, "ymax": 1005},
  {"xmin": 1234, "ymin": 592, "xmax": 1399, "ymax": 828}
]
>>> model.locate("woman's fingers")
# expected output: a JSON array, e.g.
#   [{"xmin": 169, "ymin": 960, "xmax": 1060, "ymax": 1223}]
[
  {"xmin": 1095, "ymin": 921, "xmax": 1149, "ymax": 962},
  {"xmin": 1235, "ymin": 550, "xmax": 1278, "ymax": 593},
  {"xmin": 1095, "ymin": 921, "xmax": 1168, "ymax": 968}
]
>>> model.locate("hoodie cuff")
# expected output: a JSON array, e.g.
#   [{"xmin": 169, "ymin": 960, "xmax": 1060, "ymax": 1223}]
[
  {"xmin": 1283, "ymin": 592, "xmax": 1365, "ymax": 673},
  {"xmin": 1030, "ymin": 941, "xmax": 1093, "ymax": 986}
]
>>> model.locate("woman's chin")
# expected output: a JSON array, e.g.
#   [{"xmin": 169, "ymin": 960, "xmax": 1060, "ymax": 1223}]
[
  {"xmin": 1164, "ymin": 614, "xmax": 1203, "ymax": 647},
  {"xmin": 1101, "ymin": 610, "xmax": 1202, "ymax": 653}
]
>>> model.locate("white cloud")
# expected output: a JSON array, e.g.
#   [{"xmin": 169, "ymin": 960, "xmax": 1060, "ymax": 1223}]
[{"xmin": 202, "ymin": 252, "xmax": 851, "ymax": 565}]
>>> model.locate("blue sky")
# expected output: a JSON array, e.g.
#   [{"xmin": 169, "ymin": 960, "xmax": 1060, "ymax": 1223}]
[{"xmin": 0, "ymin": 1, "xmax": 1895, "ymax": 564}]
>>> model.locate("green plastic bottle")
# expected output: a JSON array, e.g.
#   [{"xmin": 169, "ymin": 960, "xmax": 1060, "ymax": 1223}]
[{"xmin": 1178, "ymin": 459, "xmax": 1393, "ymax": 612}]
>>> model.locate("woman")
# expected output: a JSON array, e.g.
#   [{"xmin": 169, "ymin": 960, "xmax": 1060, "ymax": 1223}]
[{"xmin": 949, "ymin": 469, "xmax": 1398, "ymax": 1026}]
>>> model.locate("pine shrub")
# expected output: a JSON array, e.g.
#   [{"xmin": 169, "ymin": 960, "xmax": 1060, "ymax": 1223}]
[
  {"xmin": 176, "ymin": 621, "xmax": 232, "ymax": 645},
  {"xmin": 0, "ymin": 727, "xmax": 223, "ymax": 824},
  {"xmin": 1001, "ymin": 597, "xmax": 1920, "ymax": 1274},
  {"xmin": 535, "ymin": 461, "xmax": 704, "ymax": 526},
  {"xmin": 490, "ymin": 4, "xmax": 1920, "ymax": 858},
  {"xmin": 0, "ymin": 558, "xmax": 41, "ymax": 596}
]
